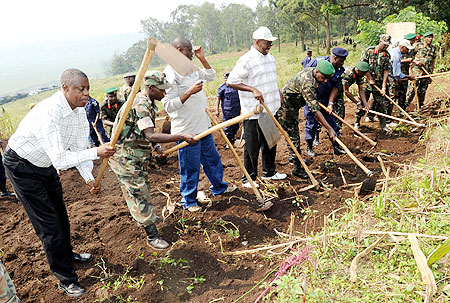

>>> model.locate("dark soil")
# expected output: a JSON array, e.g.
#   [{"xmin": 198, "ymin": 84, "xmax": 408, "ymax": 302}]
[{"xmin": 0, "ymin": 96, "xmax": 430, "ymax": 302}]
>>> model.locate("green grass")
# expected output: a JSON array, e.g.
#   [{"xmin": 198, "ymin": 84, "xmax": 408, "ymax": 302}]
[{"xmin": 1, "ymin": 42, "xmax": 365, "ymax": 137}]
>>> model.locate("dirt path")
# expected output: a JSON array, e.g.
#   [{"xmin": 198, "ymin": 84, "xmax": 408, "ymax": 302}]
[{"xmin": 0, "ymin": 96, "xmax": 429, "ymax": 302}]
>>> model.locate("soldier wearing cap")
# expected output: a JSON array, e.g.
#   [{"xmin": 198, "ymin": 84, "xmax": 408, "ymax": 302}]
[
  {"xmin": 301, "ymin": 50, "xmax": 313, "ymax": 68},
  {"xmin": 361, "ymin": 34, "xmax": 392, "ymax": 132},
  {"xmin": 119, "ymin": 72, "xmax": 136, "ymax": 101},
  {"xmin": 100, "ymin": 87, "xmax": 125, "ymax": 135},
  {"xmin": 303, "ymin": 47, "xmax": 348, "ymax": 156},
  {"xmin": 279, "ymin": 60, "xmax": 340, "ymax": 178},
  {"xmin": 109, "ymin": 71, "xmax": 196, "ymax": 250},
  {"xmin": 216, "ymin": 72, "xmax": 241, "ymax": 146},
  {"xmin": 406, "ymin": 31, "xmax": 436, "ymax": 108},
  {"xmin": 342, "ymin": 61, "xmax": 371, "ymax": 129},
  {"xmin": 390, "ymin": 40, "xmax": 416, "ymax": 113}
]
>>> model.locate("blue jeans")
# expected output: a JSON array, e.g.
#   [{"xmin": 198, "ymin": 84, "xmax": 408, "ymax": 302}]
[{"xmin": 177, "ymin": 134, "xmax": 228, "ymax": 209}]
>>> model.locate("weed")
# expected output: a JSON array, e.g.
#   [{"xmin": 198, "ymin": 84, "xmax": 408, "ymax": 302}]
[
  {"xmin": 159, "ymin": 253, "xmax": 189, "ymax": 269},
  {"xmin": 186, "ymin": 275, "xmax": 206, "ymax": 294},
  {"xmin": 214, "ymin": 218, "xmax": 240, "ymax": 239}
]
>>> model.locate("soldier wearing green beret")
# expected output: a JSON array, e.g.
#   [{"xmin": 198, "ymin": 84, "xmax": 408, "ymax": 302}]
[
  {"xmin": 278, "ymin": 60, "xmax": 341, "ymax": 179},
  {"xmin": 100, "ymin": 87, "xmax": 125, "ymax": 136},
  {"xmin": 342, "ymin": 61, "xmax": 371, "ymax": 130},
  {"xmin": 118, "ymin": 72, "xmax": 136, "ymax": 101},
  {"xmin": 406, "ymin": 31, "xmax": 436, "ymax": 108},
  {"xmin": 109, "ymin": 71, "xmax": 196, "ymax": 250}
]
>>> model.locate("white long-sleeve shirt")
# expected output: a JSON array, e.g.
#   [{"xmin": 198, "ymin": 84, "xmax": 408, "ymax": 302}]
[
  {"xmin": 227, "ymin": 46, "xmax": 281, "ymax": 119},
  {"xmin": 8, "ymin": 91, "xmax": 98, "ymax": 182}
]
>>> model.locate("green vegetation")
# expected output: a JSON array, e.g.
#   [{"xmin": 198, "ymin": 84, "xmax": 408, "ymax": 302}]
[{"xmin": 259, "ymin": 120, "xmax": 450, "ymax": 302}]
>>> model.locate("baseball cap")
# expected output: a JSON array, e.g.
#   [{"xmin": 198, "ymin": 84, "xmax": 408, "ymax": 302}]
[
  {"xmin": 398, "ymin": 39, "xmax": 414, "ymax": 50},
  {"xmin": 380, "ymin": 34, "xmax": 392, "ymax": 45},
  {"xmin": 252, "ymin": 26, "xmax": 277, "ymax": 41},
  {"xmin": 144, "ymin": 71, "xmax": 171, "ymax": 89}
]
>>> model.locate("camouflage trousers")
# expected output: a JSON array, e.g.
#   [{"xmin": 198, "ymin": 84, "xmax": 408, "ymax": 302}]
[
  {"xmin": 0, "ymin": 261, "xmax": 20, "ymax": 303},
  {"xmin": 392, "ymin": 80, "xmax": 408, "ymax": 111},
  {"xmin": 278, "ymin": 93, "xmax": 305, "ymax": 154},
  {"xmin": 109, "ymin": 149, "xmax": 159, "ymax": 227},
  {"xmin": 406, "ymin": 79, "xmax": 429, "ymax": 108},
  {"xmin": 365, "ymin": 86, "xmax": 392, "ymax": 127},
  {"xmin": 333, "ymin": 92, "xmax": 345, "ymax": 130}
]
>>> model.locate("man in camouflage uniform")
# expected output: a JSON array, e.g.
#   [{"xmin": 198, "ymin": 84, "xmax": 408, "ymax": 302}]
[
  {"xmin": 342, "ymin": 61, "xmax": 371, "ymax": 129},
  {"xmin": 304, "ymin": 48, "xmax": 348, "ymax": 147},
  {"xmin": 392, "ymin": 33, "xmax": 418, "ymax": 111},
  {"xmin": 278, "ymin": 60, "xmax": 339, "ymax": 178},
  {"xmin": 118, "ymin": 72, "xmax": 136, "ymax": 101},
  {"xmin": 406, "ymin": 32, "xmax": 437, "ymax": 108},
  {"xmin": 361, "ymin": 34, "xmax": 392, "ymax": 131},
  {"xmin": 100, "ymin": 87, "xmax": 125, "ymax": 136},
  {"xmin": 109, "ymin": 71, "xmax": 196, "ymax": 250},
  {"xmin": 0, "ymin": 261, "xmax": 20, "ymax": 303}
]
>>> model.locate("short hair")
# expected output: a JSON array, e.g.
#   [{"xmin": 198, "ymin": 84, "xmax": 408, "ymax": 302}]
[
  {"xmin": 172, "ymin": 37, "xmax": 192, "ymax": 49},
  {"xmin": 60, "ymin": 68, "xmax": 88, "ymax": 86}
]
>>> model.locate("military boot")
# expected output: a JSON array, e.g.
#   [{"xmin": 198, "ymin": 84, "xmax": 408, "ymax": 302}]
[
  {"xmin": 292, "ymin": 159, "xmax": 309, "ymax": 179},
  {"xmin": 306, "ymin": 140, "xmax": 316, "ymax": 157},
  {"xmin": 332, "ymin": 141, "xmax": 346, "ymax": 155},
  {"xmin": 144, "ymin": 224, "xmax": 169, "ymax": 250}
]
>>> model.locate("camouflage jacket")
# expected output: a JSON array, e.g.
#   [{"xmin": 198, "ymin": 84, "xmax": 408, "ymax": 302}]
[
  {"xmin": 100, "ymin": 99, "xmax": 125, "ymax": 122},
  {"xmin": 111, "ymin": 92, "xmax": 158, "ymax": 157},
  {"xmin": 342, "ymin": 67, "xmax": 366, "ymax": 88},
  {"xmin": 0, "ymin": 261, "xmax": 20, "ymax": 303},
  {"xmin": 361, "ymin": 46, "xmax": 391, "ymax": 83},
  {"xmin": 413, "ymin": 43, "xmax": 436, "ymax": 75},
  {"xmin": 118, "ymin": 84, "xmax": 132, "ymax": 101},
  {"xmin": 282, "ymin": 68, "xmax": 321, "ymax": 113}
]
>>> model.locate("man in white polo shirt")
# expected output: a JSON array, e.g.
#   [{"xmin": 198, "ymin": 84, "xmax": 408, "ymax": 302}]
[
  {"xmin": 3, "ymin": 68, "xmax": 115, "ymax": 297},
  {"xmin": 227, "ymin": 26, "xmax": 287, "ymax": 188}
]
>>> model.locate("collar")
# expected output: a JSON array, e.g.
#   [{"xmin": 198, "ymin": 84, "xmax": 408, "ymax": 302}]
[
  {"xmin": 250, "ymin": 46, "xmax": 265, "ymax": 57},
  {"xmin": 58, "ymin": 91, "xmax": 76, "ymax": 118}
]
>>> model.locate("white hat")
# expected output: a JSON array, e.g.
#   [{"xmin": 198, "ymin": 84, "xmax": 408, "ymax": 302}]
[
  {"xmin": 398, "ymin": 39, "xmax": 414, "ymax": 50},
  {"xmin": 252, "ymin": 26, "xmax": 277, "ymax": 41}
]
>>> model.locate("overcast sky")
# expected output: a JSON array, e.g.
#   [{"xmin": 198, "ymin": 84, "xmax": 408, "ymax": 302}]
[{"xmin": 2, "ymin": 0, "xmax": 260, "ymax": 45}]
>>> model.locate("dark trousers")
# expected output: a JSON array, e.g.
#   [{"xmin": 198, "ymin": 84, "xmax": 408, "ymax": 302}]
[
  {"xmin": 0, "ymin": 155, "xmax": 6, "ymax": 190},
  {"xmin": 242, "ymin": 119, "xmax": 276, "ymax": 182},
  {"xmin": 3, "ymin": 147, "xmax": 78, "ymax": 285}
]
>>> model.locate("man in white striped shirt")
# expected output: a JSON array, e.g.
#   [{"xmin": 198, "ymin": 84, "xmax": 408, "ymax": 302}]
[
  {"xmin": 3, "ymin": 69, "xmax": 115, "ymax": 297},
  {"xmin": 227, "ymin": 26, "xmax": 287, "ymax": 188}
]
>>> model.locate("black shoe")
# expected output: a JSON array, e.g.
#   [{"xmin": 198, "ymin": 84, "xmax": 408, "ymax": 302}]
[
  {"xmin": 313, "ymin": 132, "xmax": 320, "ymax": 146},
  {"xmin": 292, "ymin": 164, "xmax": 309, "ymax": 179},
  {"xmin": 144, "ymin": 224, "xmax": 170, "ymax": 250},
  {"xmin": 0, "ymin": 190, "xmax": 15, "ymax": 197},
  {"xmin": 72, "ymin": 252, "xmax": 93, "ymax": 263},
  {"xmin": 289, "ymin": 154, "xmax": 309, "ymax": 166},
  {"xmin": 306, "ymin": 146, "xmax": 316, "ymax": 157},
  {"xmin": 333, "ymin": 144, "xmax": 346, "ymax": 155},
  {"xmin": 58, "ymin": 282, "xmax": 85, "ymax": 297}
]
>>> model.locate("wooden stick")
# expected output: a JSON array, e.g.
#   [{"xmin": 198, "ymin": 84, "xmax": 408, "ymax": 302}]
[
  {"xmin": 415, "ymin": 71, "xmax": 450, "ymax": 79},
  {"xmin": 258, "ymin": 101, "xmax": 319, "ymax": 187},
  {"xmin": 334, "ymin": 137, "xmax": 373, "ymax": 176},
  {"xmin": 205, "ymin": 109, "xmax": 264, "ymax": 203},
  {"xmin": 318, "ymin": 103, "xmax": 376, "ymax": 146},
  {"xmin": 373, "ymin": 85, "xmax": 417, "ymax": 123},
  {"xmin": 163, "ymin": 106, "xmax": 263, "ymax": 156},
  {"xmin": 92, "ymin": 122, "xmax": 104, "ymax": 145},
  {"xmin": 368, "ymin": 109, "xmax": 425, "ymax": 127},
  {"xmin": 414, "ymin": 80, "xmax": 420, "ymax": 111},
  {"xmin": 94, "ymin": 38, "xmax": 157, "ymax": 187},
  {"xmin": 421, "ymin": 66, "xmax": 450, "ymax": 100}
]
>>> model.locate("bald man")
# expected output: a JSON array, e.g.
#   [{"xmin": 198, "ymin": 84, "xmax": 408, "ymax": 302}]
[{"xmin": 3, "ymin": 68, "xmax": 115, "ymax": 297}]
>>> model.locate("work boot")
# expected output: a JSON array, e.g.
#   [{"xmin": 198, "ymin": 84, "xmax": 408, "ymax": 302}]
[
  {"xmin": 332, "ymin": 142, "xmax": 346, "ymax": 155},
  {"xmin": 313, "ymin": 131, "xmax": 320, "ymax": 146},
  {"xmin": 289, "ymin": 153, "xmax": 309, "ymax": 166},
  {"xmin": 306, "ymin": 140, "xmax": 316, "ymax": 157},
  {"xmin": 292, "ymin": 159, "xmax": 309, "ymax": 179},
  {"xmin": 379, "ymin": 117, "xmax": 387, "ymax": 131},
  {"xmin": 144, "ymin": 224, "xmax": 169, "ymax": 250}
]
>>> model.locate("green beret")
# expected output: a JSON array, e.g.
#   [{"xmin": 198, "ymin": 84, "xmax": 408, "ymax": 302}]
[
  {"xmin": 355, "ymin": 61, "xmax": 370, "ymax": 73},
  {"xmin": 105, "ymin": 87, "xmax": 118, "ymax": 94},
  {"xmin": 317, "ymin": 60, "xmax": 335, "ymax": 77},
  {"xmin": 404, "ymin": 33, "xmax": 416, "ymax": 40},
  {"xmin": 423, "ymin": 31, "xmax": 434, "ymax": 37}
]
